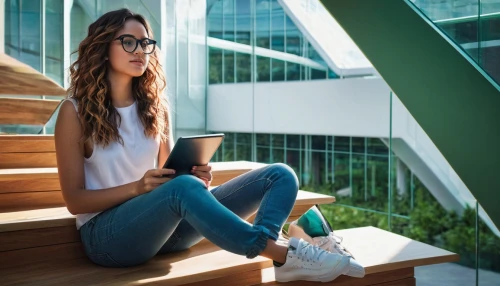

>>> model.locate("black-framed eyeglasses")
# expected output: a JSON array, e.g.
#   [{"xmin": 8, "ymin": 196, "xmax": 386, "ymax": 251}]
[{"xmin": 114, "ymin": 34, "xmax": 156, "ymax": 54}]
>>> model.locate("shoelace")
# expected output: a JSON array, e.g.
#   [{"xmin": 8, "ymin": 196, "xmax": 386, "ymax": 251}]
[
  {"xmin": 315, "ymin": 233, "xmax": 353, "ymax": 258},
  {"xmin": 297, "ymin": 242, "xmax": 329, "ymax": 263}
]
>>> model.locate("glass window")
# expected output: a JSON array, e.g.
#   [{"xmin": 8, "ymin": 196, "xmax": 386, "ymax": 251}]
[
  {"xmin": 270, "ymin": 0, "xmax": 284, "ymax": 52},
  {"xmin": 271, "ymin": 59, "xmax": 285, "ymax": 81},
  {"xmin": 235, "ymin": 0, "xmax": 251, "ymax": 45},
  {"xmin": 287, "ymin": 134, "xmax": 300, "ymax": 148},
  {"xmin": 223, "ymin": 133, "xmax": 235, "ymax": 161},
  {"xmin": 208, "ymin": 0, "xmax": 223, "ymax": 39},
  {"xmin": 236, "ymin": 133, "xmax": 252, "ymax": 161},
  {"xmin": 236, "ymin": 52, "xmax": 251, "ymax": 83},
  {"xmin": 223, "ymin": 0, "xmax": 235, "ymax": 41},
  {"xmin": 352, "ymin": 137, "xmax": 365, "ymax": 154},
  {"xmin": 334, "ymin": 136, "xmax": 350, "ymax": 152},
  {"xmin": 224, "ymin": 50, "xmax": 235, "ymax": 83},
  {"xmin": 45, "ymin": 0, "xmax": 64, "ymax": 85},
  {"xmin": 311, "ymin": 135, "xmax": 326, "ymax": 150},
  {"xmin": 285, "ymin": 15, "xmax": 301, "ymax": 56},
  {"xmin": 311, "ymin": 68, "xmax": 327, "ymax": 80},
  {"xmin": 272, "ymin": 134, "xmax": 284, "ymax": 148},
  {"xmin": 286, "ymin": 62, "xmax": 300, "ymax": 81},
  {"xmin": 5, "ymin": 0, "xmax": 20, "ymax": 58},
  {"xmin": 257, "ymin": 147, "xmax": 270, "ymax": 163},
  {"xmin": 256, "ymin": 133, "xmax": 270, "ymax": 146},
  {"xmin": 257, "ymin": 56, "xmax": 270, "ymax": 82},
  {"xmin": 255, "ymin": 0, "xmax": 270, "ymax": 49},
  {"xmin": 209, "ymin": 48, "xmax": 223, "ymax": 84},
  {"xmin": 21, "ymin": 0, "xmax": 41, "ymax": 71},
  {"xmin": 272, "ymin": 148, "xmax": 285, "ymax": 163}
]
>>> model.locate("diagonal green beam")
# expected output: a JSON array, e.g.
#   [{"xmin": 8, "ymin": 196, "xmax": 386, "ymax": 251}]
[{"xmin": 321, "ymin": 0, "xmax": 500, "ymax": 228}]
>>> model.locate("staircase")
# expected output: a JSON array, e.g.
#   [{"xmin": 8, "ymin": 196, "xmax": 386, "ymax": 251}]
[{"xmin": 0, "ymin": 135, "xmax": 460, "ymax": 285}]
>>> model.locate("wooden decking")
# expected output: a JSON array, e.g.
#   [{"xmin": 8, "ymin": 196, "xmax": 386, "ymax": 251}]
[{"xmin": 0, "ymin": 135, "xmax": 459, "ymax": 285}]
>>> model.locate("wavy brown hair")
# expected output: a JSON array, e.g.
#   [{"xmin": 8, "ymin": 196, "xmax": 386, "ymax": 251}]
[{"xmin": 68, "ymin": 8, "xmax": 168, "ymax": 147}]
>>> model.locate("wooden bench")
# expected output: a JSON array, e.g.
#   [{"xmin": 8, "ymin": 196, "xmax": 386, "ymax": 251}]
[{"xmin": 0, "ymin": 135, "xmax": 459, "ymax": 285}]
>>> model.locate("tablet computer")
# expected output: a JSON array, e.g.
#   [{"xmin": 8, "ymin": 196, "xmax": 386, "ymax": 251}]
[{"xmin": 162, "ymin": 133, "xmax": 224, "ymax": 177}]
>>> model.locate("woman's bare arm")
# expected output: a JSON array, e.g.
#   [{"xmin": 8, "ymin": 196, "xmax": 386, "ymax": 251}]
[{"xmin": 54, "ymin": 101, "xmax": 141, "ymax": 215}]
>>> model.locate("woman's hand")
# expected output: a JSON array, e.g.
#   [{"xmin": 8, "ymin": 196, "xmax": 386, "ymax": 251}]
[
  {"xmin": 191, "ymin": 165, "xmax": 212, "ymax": 188},
  {"xmin": 135, "ymin": 168, "xmax": 176, "ymax": 196}
]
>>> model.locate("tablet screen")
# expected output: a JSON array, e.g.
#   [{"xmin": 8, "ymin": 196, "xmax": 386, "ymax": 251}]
[{"xmin": 162, "ymin": 133, "xmax": 224, "ymax": 176}]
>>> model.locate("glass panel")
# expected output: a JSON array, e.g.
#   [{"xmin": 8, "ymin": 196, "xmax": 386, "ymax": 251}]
[
  {"xmin": 223, "ymin": 0, "xmax": 235, "ymax": 41},
  {"xmin": 236, "ymin": 133, "xmax": 252, "ymax": 161},
  {"xmin": 209, "ymin": 47, "xmax": 223, "ymax": 84},
  {"xmin": 311, "ymin": 68, "xmax": 327, "ymax": 80},
  {"xmin": 270, "ymin": 0, "xmax": 284, "ymax": 52},
  {"xmin": 272, "ymin": 134, "xmax": 284, "ymax": 147},
  {"xmin": 271, "ymin": 59, "xmax": 285, "ymax": 81},
  {"xmin": 334, "ymin": 136, "xmax": 350, "ymax": 152},
  {"xmin": 45, "ymin": 0, "xmax": 64, "ymax": 85},
  {"xmin": 208, "ymin": 0, "xmax": 223, "ymax": 39},
  {"xmin": 272, "ymin": 148, "xmax": 284, "ymax": 163},
  {"xmin": 256, "ymin": 56, "xmax": 271, "ymax": 82},
  {"xmin": 286, "ymin": 62, "xmax": 300, "ymax": 81},
  {"xmin": 286, "ymin": 134, "xmax": 300, "ymax": 148},
  {"xmin": 224, "ymin": 50, "xmax": 235, "ymax": 83},
  {"xmin": 255, "ymin": 0, "xmax": 270, "ymax": 48},
  {"xmin": 285, "ymin": 15, "xmax": 301, "ymax": 56},
  {"xmin": 5, "ymin": 0, "xmax": 20, "ymax": 58},
  {"xmin": 236, "ymin": 52, "xmax": 251, "ymax": 83},
  {"xmin": 223, "ymin": 133, "xmax": 235, "ymax": 161},
  {"xmin": 21, "ymin": 0, "xmax": 41, "ymax": 71},
  {"xmin": 412, "ymin": 0, "xmax": 500, "ymax": 84},
  {"xmin": 235, "ymin": 0, "xmax": 251, "ymax": 45}
]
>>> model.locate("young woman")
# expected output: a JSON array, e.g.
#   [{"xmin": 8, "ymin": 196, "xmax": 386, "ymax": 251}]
[{"xmin": 54, "ymin": 8, "xmax": 363, "ymax": 283}]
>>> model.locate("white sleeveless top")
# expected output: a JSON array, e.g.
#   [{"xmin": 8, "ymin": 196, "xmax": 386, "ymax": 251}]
[{"xmin": 66, "ymin": 99, "xmax": 160, "ymax": 230}]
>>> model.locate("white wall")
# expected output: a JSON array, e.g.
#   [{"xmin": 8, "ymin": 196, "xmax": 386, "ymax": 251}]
[
  {"xmin": 207, "ymin": 78, "xmax": 499, "ymax": 236},
  {"xmin": 208, "ymin": 77, "xmax": 392, "ymax": 137}
]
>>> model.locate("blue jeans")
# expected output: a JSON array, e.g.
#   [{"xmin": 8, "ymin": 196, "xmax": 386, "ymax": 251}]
[{"xmin": 79, "ymin": 163, "xmax": 299, "ymax": 267}]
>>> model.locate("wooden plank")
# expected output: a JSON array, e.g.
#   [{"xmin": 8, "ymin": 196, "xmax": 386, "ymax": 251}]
[
  {"xmin": 0, "ymin": 225, "xmax": 79, "ymax": 252},
  {"xmin": 260, "ymin": 267, "xmax": 414, "ymax": 285},
  {"xmin": 335, "ymin": 226, "xmax": 460, "ymax": 273},
  {"xmin": 0, "ymin": 53, "xmax": 67, "ymax": 96},
  {"xmin": 0, "ymin": 152, "xmax": 57, "ymax": 169},
  {"xmin": 0, "ymin": 191, "xmax": 66, "ymax": 213},
  {"xmin": 0, "ymin": 178, "xmax": 60, "ymax": 193},
  {"xmin": 0, "ymin": 135, "xmax": 55, "ymax": 153},
  {"xmin": 0, "ymin": 190, "xmax": 333, "ymax": 233},
  {"xmin": 185, "ymin": 269, "xmax": 262, "ymax": 286},
  {"xmin": 0, "ymin": 161, "xmax": 267, "ymax": 188},
  {"xmin": 295, "ymin": 191, "xmax": 335, "ymax": 205},
  {"xmin": 0, "ymin": 240, "xmax": 272, "ymax": 286},
  {"xmin": 0, "ymin": 242, "xmax": 85, "ymax": 269},
  {"xmin": 0, "ymin": 207, "xmax": 74, "ymax": 233},
  {"xmin": 0, "ymin": 98, "xmax": 60, "ymax": 125}
]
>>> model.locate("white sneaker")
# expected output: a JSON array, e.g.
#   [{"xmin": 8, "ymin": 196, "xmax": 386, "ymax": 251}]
[
  {"xmin": 274, "ymin": 237, "xmax": 350, "ymax": 283},
  {"xmin": 287, "ymin": 223, "xmax": 366, "ymax": 278}
]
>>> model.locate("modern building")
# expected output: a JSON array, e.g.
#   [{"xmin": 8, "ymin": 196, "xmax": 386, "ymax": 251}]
[{"xmin": 1, "ymin": 0, "xmax": 499, "ymax": 283}]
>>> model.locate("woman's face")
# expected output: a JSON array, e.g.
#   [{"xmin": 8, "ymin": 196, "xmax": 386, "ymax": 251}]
[{"xmin": 108, "ymin": 19, "xmax": 152, "ymax": 78}]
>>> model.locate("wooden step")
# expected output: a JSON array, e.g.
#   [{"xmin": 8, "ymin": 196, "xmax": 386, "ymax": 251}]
[
  {"xmin": 0, "ymin": 98, "xmax": 60, "ymax": 125},
  {"xmin": 0, "ymin": 161, "xmax": 270, "ymax": 212},
  {"xmin": 0, "ymin": 135, "xmax": 56, "ymax": 169},
  {"xmin": 0, "ymin": 53, "xmax": 67, "ymax": 96},
  {"xmin": 0, "ymin": 135, "xmax": 55, "ymax": 153},
  {"xmin": 0, "ymin": 190, "xmax": 334, "ymax": 252},
  {"xmin": 0, "ymin": 227, "xmax": 458, "ymax": 286}
]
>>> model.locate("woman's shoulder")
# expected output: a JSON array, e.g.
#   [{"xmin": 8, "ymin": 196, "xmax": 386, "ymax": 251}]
[{"xmin": 57, "ymin": 99, "xmax": 82, "ymax": 130}]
